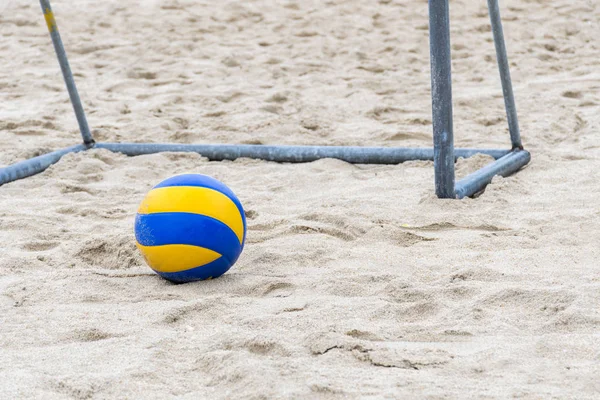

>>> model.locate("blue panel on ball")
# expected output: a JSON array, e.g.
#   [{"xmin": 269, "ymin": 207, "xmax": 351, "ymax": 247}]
[
  {"xmin": 135, "ymin": 212, "xmax": 242, "ymax": 263},
  {"xmin": 157, "ymin": 255, "xmax": 233, "ymax": 283}
]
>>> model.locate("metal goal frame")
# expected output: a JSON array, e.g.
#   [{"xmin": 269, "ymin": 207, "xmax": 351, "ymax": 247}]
[{"xmin": 0, "ymin": 0, "xmax": 530, "ymax": 199}]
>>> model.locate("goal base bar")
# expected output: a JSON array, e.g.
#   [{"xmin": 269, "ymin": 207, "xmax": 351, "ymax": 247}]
[
  {"xmin": 96, "ymin": 143, "xmax": 510, "ymax": 164},
  {"xmin": 0, "ymin": 144, "xmax": 87, "ymax": 186},
  {"xmin": 455, "ymin": 149, "xmax": 530, "ymax": 199},
  {"xmin": 1, "ymin": 143, "xmax": 527, "ymax": 198}
]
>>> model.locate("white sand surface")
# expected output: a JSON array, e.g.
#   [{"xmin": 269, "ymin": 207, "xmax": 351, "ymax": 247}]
[{"xmin": 1, "ymin": 0, "xmax": 599, "ymax": 398}]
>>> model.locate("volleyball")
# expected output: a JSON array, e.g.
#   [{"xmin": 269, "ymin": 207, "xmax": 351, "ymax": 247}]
[{"xmin": 134, "ymin": 174, "xmax": 246, "ymax": 283}]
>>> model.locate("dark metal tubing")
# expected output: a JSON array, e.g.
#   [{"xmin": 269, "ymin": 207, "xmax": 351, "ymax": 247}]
[
  {"xmin": 455, "ymin": 150, "xmax": 530, "ymax": 199},
  {"xmin": 487, "ymin": 0, "xmax": 522, "ymax": 149},
  {"xmin": 0, "ymin": 144, "xmax": 527, "ymax": 193},
  {"xmin": 429, "ymin": 0, "xmax": 455, "ymax": 198},
  {"xmin": 0, "ymin": 144, "xmax": 87, "ymax": 186},
  {"xmin": 39, "ymin": 0, "xmax": 94, "ymax": 146},
  {"xmin": 0, "ymin": 0, "xmax": 529, "ymax": 198},
  {"xmin": 95, "ymin": 143, "xmax": 510, "ymax": 163}
]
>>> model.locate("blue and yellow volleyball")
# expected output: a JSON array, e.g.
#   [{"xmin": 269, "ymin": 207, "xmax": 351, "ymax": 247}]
[{"xmin": 134, "ymin": 174, "xmax": 246, "ymax": 283}]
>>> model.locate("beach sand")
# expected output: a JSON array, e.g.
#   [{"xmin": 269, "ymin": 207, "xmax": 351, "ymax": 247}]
[{"xmin": 1, "ymin": 0, "xmax": 599, "ymax": 398}]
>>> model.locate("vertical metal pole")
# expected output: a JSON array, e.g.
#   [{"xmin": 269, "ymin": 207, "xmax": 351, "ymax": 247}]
[
  {"xmin": 487, "ymin": 0, "xmax": 522, "ymax": 149},
  {"xmin": 39, "ymin": 0, "xmax": 94, "ymax": 146},
  {"xmin": 429, "ymin": 0, "xmax": 455, "ymax": 198}
]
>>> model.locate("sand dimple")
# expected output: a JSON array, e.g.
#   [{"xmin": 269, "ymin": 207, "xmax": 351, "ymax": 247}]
[{"xmin": 75, "ymin": 235, "xmax": 143, "ymax": 270}]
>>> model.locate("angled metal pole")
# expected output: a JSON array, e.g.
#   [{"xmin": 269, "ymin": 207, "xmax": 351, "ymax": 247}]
[
  {"xmin": 0, "ymin": 144, "xmax": 87, "ymax": 186},
  {"xmin": 488, "ymin": 0, "xmax": 522, "ymax": 150},
  {"xmin": 39, "ymin": 0, "xmax": 94, "ymax": 146},
  {"xmin": 429, "ymin": 0, "xmax": 455, "ymax": 198},
  {"xmin": 455, "ymin": 149, "xmax": 530, "ymax": 199}
]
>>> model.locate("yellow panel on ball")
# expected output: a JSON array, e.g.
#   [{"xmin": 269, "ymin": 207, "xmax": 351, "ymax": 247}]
[
  {"xmin": 138, "ymin": 186, "xmax": 244, "ymax": 244},
  {"xmin": 137, "ymin": 244, "xmax": 222, "ymax": 273}
]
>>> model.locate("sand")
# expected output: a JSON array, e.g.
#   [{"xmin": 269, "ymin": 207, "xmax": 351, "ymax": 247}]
[{"xmin": 1, "ymin": 0, "xmax": 599, "ymax": 398}]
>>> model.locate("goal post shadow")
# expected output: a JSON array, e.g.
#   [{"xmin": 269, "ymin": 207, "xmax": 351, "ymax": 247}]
[{"xmin": 0, "ymin": 0, "xmax": 530, "ymax": 199}]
